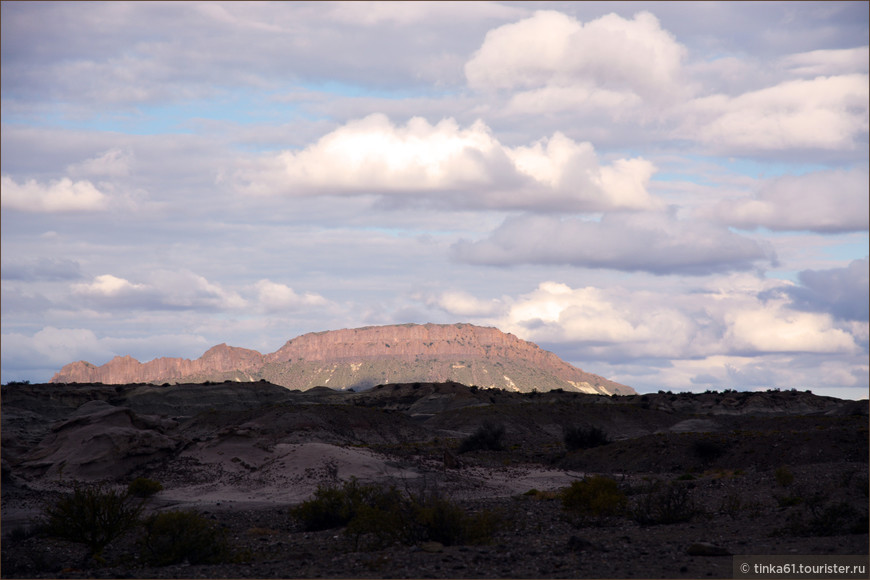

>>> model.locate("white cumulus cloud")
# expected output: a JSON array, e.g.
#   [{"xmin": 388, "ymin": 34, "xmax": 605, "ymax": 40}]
[
  {"xmin": 71, "ymin": 271, "xmax": 247, "ymax": 311},
  {"xmin": 724, "ymin": 304, "xmax": 859, "ymax": 354},
  {"xmin": 683, "ymin": 74, "xmax": 869, "ymax": 152},
  {"xmin": 427, "ymin": 275, "xmax": 863, "ymax": 367},
  {"xmin": 236, "ymin": 114, "xmax": 661, "ymax": 212},
  {"xmin": 465, "ymin": 10, "xmax": 688, "ymax": 113},
  {"xmin": 73, "ymin": 274, "xmax": 145, "ymax": 297},
  {"xmin": 253, "ymin": 279, "xmax": 329, "ymax": 312},
  {"xmin": 1, "ymin": 175, "xmax": 109, "ymax": 212},
  {"xmin": 428, "ymin": 290, "xmax": 504, "ymax": 318}
]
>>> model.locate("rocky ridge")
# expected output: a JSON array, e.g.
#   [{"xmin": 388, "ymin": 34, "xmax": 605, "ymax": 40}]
[{"xmin": 50, "ymin": 323, "xmax": 633, "ymax": 395}]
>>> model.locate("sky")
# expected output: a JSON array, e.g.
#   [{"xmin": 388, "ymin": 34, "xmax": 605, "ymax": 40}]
[{"xmin": 1, "ymin": 1, "xmax": 868, "ymax": 399}]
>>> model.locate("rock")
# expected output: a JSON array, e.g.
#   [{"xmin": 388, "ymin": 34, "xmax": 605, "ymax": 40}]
[
  {"xmin": 420, "ymin": 541, "xmax": 444, "ymax": 553},
  {"xmin": 50, "ymin": 324, "xmax": 634, "ymax": 395},
  {"xmin": 52, "ymin": 344, "xmax": 265, "ymax": 385},
  {"xmin": 686, "ymin": 542, "xmax": 731, "ymax": 556}
]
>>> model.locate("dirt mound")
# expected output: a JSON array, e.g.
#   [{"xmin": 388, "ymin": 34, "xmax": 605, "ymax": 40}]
[{"xmin": 18, "ymin": 401, "xmax": 178, "ymax": 481}]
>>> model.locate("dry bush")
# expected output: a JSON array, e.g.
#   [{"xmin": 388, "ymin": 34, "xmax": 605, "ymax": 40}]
[
  {"xmin": 564, "ymin": 426, "xmax": 610, "ymax": 451},
  {"xmin": 458, "ymin": 421, "xmax": 505, "ymax": 453},
  {"xmin": 127, "ymin": 477, "xmax": 163, "ymax": 498},
  {"xmin": 631, "ymin": 480, "xmax": 697, "ymax": 525},
  {"xmin": 291, "ymin": 478, "xmax": 500, "ymax": 550},
  {"xmin": 42, "ymin": 484, "xmax": 145, "ymax": 563},
  {"xmin": 561, "ymin": 476, "xmax": 627, "ymax": 521},
  {"xmin": 139, "ymin": 509, "xmax": 232, "ymax": 566}
]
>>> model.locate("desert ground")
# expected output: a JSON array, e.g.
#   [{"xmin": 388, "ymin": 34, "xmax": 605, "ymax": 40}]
[{"xmin": 2, "ymin": 381, "xmax": 867, "ymax": 578}]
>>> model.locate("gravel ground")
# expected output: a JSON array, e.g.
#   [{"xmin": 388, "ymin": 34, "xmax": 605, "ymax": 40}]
[
  {"xmin": 3, "ymin": 461, "xmax": 867, "ymax": 579},
  {"xmin": 3, "ymin": 384, "xmax": 867, "ymax": 578}
]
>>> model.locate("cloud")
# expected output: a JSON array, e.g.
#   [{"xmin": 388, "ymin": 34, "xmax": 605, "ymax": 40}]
[
  {"xmin": 73, "ymin": 274, "xmax": 145, "ymax": 297},
  {"xmin": 505, "ymin": 133, "xmax": 661, "ymax": 210},
  {"xmin": 67, "ymin": 148, "xmax": 133, "ymax": 177},
  {"xmin": 0, "ymin": 326, "xmax": 213, "ymax": 380},
  {"xmin": 236, "ymin": 114, "xmax": 661, "ymax": 212},
  {"xmin": 427, "ymin": 290, "xmax": 504, "ymax": 318},
  {"xmin": 1, "ymin": 258, "xmax": 82, "ymax": 281},
  {"xmin": 1, "ymin": 327, "xmax": 110, "ymax": 370},
  {"xmin": 428, "ymin": 281, "xmax": 700, "ymax": 359},
  {"xmin": 68, "ymin": 272, "xmax": 338, "ymax": 315},
  {"xmin": 780, "ymin": 46, "xmax": 870, "ymax": 77},
  {"xmin": 784, "ymin": 258, "xmax": 870, "ymax": 321},
  {"xmin": 253, "ymin": 279, "xmax": 329, "ymax": 312},
  {"xmin": 1, "ymin": 175, "xmax": 109, "ymax": 212},
  {"xmin": 0, "ymin": 1, "xmax": 518, "ymax": 108},
  {"xmin": 324, "ymin": 1, "xmax": 525, "ymax": 27},
  {"xmin": 705, "ymin": 168, "xmax": 869, "ymax": 233},
  {"xmin": 723, "ymin": 305, "xmax": 859, "ymax": 355},
  {"xmin": 426, "ymin": 276, "xmax": 864, "ymax": 374},
  {"xmin": 680, "ymin": 354, "xmax": 867, "ymax": 397},
  {"xmin": 501, "ymin": 282, "xmax": 682, "ymax": 349},
  {"xmin": 682, "ymin": 74, "xmax": 869, "ymax": 152},
  {"xmin": 452, "ymin": 212, "xmax": 775, "ymax": 275},
  {"xmin": 71, "ymin": 271, "xmax": 246, "ymax": 311},
  {"xmin": 465, "ymin": 10, "xmax": 688, "ymax": 113}
]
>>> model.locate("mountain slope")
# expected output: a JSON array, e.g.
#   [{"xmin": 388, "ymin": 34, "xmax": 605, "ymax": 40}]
[{"xmin": 50, "ymin": 323, "xmax": 634, "ymax": 395}]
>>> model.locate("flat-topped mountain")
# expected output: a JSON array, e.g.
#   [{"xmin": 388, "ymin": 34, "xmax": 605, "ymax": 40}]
[{"xmin": 50, "ymin": 323, "xmax": 634, "ymax": 395}]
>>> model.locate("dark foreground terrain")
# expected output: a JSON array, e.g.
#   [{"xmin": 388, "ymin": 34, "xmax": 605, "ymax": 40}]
[{"xmin": 2, "ymin": 381, "xmax": 868, "ymax": 578}]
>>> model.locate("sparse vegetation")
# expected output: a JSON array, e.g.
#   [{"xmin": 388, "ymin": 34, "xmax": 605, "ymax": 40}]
[
  {"xmin": 778, "ymin": 498, "xmax": 869, "ymax": 537},
  {"xmin": 692, "ymin": 438, "xmax": 725, "ymax": 463},
  {"xmin": 42, "ymin": 483, "xmax": 145, "ymax": 564},
  {"xmin": 458, "ymin": 421, "xmax": 505, "ymax": 453},
  {"xmin": 290, "ymin": 478, "xmax": 500, "ymax": 550},
  {"xmin": 127, "ymin": 477, "xmax": 163, "ymax": 498},
  {"xmin": 139, "ymin": 509, "xmax": 232, "ymax": 565},
  {"xmin": 561, "ymin": 476, "xmax": 627, "ymax": 521},
  {"xmin": 563, "ymin": 425, "xmax": 610, "ymax": 451},
  {"xmin": 290, "ymin": 478, "xmax": 401, "ymax": 532},
  {"xmin": 774, "ymin": 465, "xmax": 795, "ymax": 487},
  {"xmin": 775, "ymin": 493, "xmax": 804, "ymax": 508},
  {"xmin": 631, "ymin": 481, "xmax": 696, "ymax": 525},
  {"xmin": 4, "ymin": 381, "xmax": 867, "ymax": 578}
]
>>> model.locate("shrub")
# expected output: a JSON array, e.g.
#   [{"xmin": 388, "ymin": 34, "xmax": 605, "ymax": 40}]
[
  {"xmin": 409, "ymin": 493, "xmax": 498, "ymax": 546},
  {"xmin": 719, "ymin": 492, "xmax": 743, "ymax": 519},
  {"xmin": 4, "ymin": 525, "xmax": 32, "ymax": 543},
  {"xmin": 806, "ymin": 503, "xmax": 868, "ymax": 536},
  {"xmin": 42, "ymin": 484, "xmax": 145, "ymax": 563},
  {"xmin": 564, "ymin": 426, "xmax": 609, "ymax": 451},
  {"xmin": 775, "ymin": 494, "xmax": 803, "ymax": 508},
  {"xmin": 631, "ymin": 481, "xmax": 696, "ymax": 525},
  {"xmin": 458, "ymin": 421, "xmax": 505, "ymax": 454},
  {"xmin": 292, "ymin": 479, "xmax": 499, "ymax": 549},
  {"xmin": 139, "ymin": 509, "xmax": 231, "ymax": 565},
  {"xmin": 127, "ymin": 477, "xmax": 163, "ymax": 498},
  {"xmin": 778, "ymin": 501, "xmax": 868, "ymax": 537},
  {"xmin": 774, "ymin": 466, "xmax": 794, "ymax": 488},
  {"xmin": 290, "ymin": 478, "xmax": 402, "ymax": 532},
  {"xmin": 692, "ymin": 438, "xmax": 725, "ymax": 463},
  {"xmin": 561, "ymin": 476, "xmax": 627, "ymax": 520}
]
